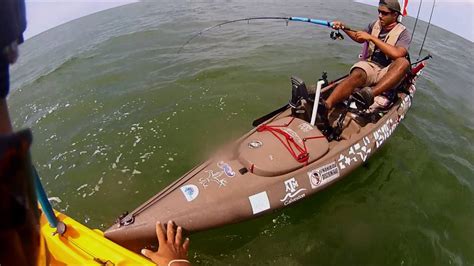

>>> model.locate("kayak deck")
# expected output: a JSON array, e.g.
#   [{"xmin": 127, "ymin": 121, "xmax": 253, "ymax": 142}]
[{"xmin": 40, "ymin": 209, "xmax": 153, "ymax": 265}]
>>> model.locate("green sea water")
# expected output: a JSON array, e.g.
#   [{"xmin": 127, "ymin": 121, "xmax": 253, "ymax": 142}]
[{"xmin": 9, "ymin": 0, "xmax": 473, "ymax": 265}]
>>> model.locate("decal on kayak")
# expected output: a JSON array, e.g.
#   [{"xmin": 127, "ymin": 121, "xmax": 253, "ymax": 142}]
[
  {"xmin": 307, "ymin": 162, "xmax": 340, "ymax": 189},
  {"xmin": 280, "ymin": 177, "xmax": 306, "ymax": 206},
  {"xmin": 373, "ymin": 118, "xmax": 398, "ymax": 148},
  {"xmin": 281, "ymin": 128, "xmax": 303, "ymax": 145},
  {"xmin": 398, "ymin": 95, "xmax": 412, "ymax": 121},
  {"xmin": 298, "ymin": 122, "xmax": 314, "ymax": 133},
  {"xmin": 248, "ymin": 140, "xmax": 263, "ymax": 149},
  {"xmin": 180, "ymin": 184, "xmax": 199, "ymax": 202},
  {"xmin": 249, "ymin": 191, "xmax": 270, "ymax": 214},
  {"xmin": 338, "ymin": 136, "xmax": 372, "ymax": 170},
  {"xmin": 217, "ymin": 161, "xmax": 235, "ymax": 177},
  {"xmin": 199, "ymin": 170, "xmax": 227, "ymax": 188}
]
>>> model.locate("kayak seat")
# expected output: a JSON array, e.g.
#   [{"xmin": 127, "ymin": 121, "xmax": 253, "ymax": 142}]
[{"xmin": 238, "ymin": 117, "xmax": 329, "ymax": 177}]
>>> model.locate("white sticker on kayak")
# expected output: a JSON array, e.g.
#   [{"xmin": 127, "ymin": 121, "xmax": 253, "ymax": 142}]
[
  {"xmin": 373, "ymin": 118, "xmax": 397, "ymax": 148},
  {"xmin": 308, "ymin": 162, "xmax": 340, "ymax": 189},
  {"xmin": 249, "ymin": 191, "xmax": 270, "ymax": 214},
  {"xmin": 337, "ymin": 136, "xmax": 372, "ymax": 170},
  {"xmin": 180, "ymin": 184, "xmax": 199, "ymax": 202}
]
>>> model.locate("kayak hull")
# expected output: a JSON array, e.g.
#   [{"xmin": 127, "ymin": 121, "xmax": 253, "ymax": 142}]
[{"xmin": 105, "ymin": 79, "xmax": 416, "ymax": 253}]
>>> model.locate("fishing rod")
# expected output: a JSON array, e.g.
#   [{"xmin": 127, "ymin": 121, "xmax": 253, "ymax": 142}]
[
  {"xmin": 418, "ymin": 0, "xmax": 436, "ymax": 59},
  {"xmin": 177, "ymin": 16, "xmax": 356, "ymax": 53}
]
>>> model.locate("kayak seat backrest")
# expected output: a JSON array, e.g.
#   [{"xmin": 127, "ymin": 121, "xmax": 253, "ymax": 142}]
[{"xmin": 238, "ymin": 117, "xmax": 329, "ymax": 177}]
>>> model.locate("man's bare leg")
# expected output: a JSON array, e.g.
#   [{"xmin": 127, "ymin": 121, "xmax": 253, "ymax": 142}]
[
  {"xmin": 326, "ymin": 68, "xmax": 368, "ymax": 109},
  {"xmin": 0, "ymin": 98, "xmax": 13, "ymax": 134},
  {"xmin": 372, "ymin": 58, "xmax": 410, "ymax": 96}
]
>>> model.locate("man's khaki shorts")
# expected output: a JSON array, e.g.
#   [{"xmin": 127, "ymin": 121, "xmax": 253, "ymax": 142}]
[{"xmin": 350, "ymin": 61, "xmax": 390, "ymax": 87}]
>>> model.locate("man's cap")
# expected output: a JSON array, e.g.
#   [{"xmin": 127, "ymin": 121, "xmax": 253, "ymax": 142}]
[{"xmin": 379, "ymin": 0, "xmax": 401, "ymax": 14}]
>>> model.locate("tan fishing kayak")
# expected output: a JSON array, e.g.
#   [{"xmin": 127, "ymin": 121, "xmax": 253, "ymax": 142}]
[{"xmin": 105, "ymin": 62, "xmax": 426, "ymax": 253}]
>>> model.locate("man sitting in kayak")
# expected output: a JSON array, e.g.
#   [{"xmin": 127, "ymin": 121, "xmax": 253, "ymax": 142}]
[{"xmin": 319, "ymin": 0, "xmax": 411, "ymax": 127}]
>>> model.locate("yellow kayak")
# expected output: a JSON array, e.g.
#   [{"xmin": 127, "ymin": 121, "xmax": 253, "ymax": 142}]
[{"xmin": 40, "ymin": 209, "xmax": 154, "ymax": 265}]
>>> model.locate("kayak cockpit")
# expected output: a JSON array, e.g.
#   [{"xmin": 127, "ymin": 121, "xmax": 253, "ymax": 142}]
[{"xmin": 238, "ymin": 116, "xmax": 329, "ymax": 176}]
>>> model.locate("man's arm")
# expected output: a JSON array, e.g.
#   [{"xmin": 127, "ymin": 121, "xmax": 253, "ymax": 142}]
[
  {"xmin": 331, "ymin": 21, "xmax": 365, "ymax": 43},
  {"xmin": 355, "ymin": 31, "xmax": 408, "ymax": 59}
]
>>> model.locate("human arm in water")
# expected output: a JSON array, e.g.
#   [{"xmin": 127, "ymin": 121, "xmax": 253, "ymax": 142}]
[{"xmin": 141, "ymin": 221, "xmax": 191, "ymax": 266}]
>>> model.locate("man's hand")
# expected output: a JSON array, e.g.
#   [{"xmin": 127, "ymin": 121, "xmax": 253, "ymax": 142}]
[
  {"xmin": 354, "ymin": 31, "xmax": 373, "ymax": 42},
  {"xmin": 141, "ymin": 221, "xmax": 190, "ymax": 266},
  {"xmin": 331, "ymin": 21, "xmax": 345, "ymax": 30},
  {"xmin": 332, "ymin": 23, "xmax": 366, "ymax": 44}
]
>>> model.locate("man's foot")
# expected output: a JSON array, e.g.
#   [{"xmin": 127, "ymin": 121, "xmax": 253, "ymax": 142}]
[
  {"xmin": 353, "ymin": 87, "xmax": 374, "ymax": 110},
  {"xmin": 315, "ymin": 99, "xmax": 333, "ymax": 137}
]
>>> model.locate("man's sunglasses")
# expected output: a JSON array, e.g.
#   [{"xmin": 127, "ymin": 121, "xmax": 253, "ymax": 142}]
[{"xmin": 378, "ymin": 9, "xmax": 393, "ymax": 16}]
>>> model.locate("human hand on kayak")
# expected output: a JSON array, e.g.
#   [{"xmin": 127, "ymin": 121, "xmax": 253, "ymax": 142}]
[{"xmin": 141, "ymin": 221, "xmax": 190, "ymax": 266}]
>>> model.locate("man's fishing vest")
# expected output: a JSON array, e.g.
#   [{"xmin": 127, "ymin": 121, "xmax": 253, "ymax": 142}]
[{"xmin": 366, "ymin": 20, "xmax": 406, "ymax": 67}]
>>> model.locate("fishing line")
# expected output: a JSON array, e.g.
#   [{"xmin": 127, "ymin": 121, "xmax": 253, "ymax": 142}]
[
  {"xmin": 418, "ymin": 0, "xmax": 436, "ymax": 59},
  {"xmin": 409, "ymin": 0, "xmax": 423, "ymax": 50},
  {"xmin": 177, "ymin": 16, "xmax": 356, "ymax": 53},
  {"xmin": 177, "ymin": 17, "xmax": 289, "ymax": 54}
]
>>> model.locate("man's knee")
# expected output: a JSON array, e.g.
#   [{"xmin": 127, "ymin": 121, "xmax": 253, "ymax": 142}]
[
  {"xmin": 393, "ymin": 57, "xmax": 410, "ymax": 72},
  {"xmin": 349, "ymin": 67, "xmax": 368, "ymax": 84}
]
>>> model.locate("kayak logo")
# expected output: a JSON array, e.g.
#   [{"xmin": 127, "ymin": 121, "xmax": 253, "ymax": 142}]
[
  {"xmin": 280, "ymin": 177, "xmax": 306, "ymax": 206},
  {"xmin": 308, "ymin": 162, "xmax": 340, "ymax": 189},
  {"xmin": 217, "ymin": 161, "xmax": 235, "ymax": 177},
  {"xmin": 248, "ymin": 140, "xmax": 263, "ymax": 149},
  {"xmin": 180, "ymin": 184, "xmax": 199, "ymax": 202}
]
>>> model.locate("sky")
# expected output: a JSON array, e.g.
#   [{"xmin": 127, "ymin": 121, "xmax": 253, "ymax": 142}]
[
  {"xmin": 23, "ymin": 0, "xmax": 474, "ymax": 42},
  {"xmin": 24, "ymin": 0, "xmax": 138, "ymax": 39}
]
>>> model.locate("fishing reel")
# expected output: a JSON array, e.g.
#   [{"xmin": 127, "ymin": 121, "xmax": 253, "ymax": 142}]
[{"xmin": 330, "ymin": 30, "xmax": 344, "ymax": 40}]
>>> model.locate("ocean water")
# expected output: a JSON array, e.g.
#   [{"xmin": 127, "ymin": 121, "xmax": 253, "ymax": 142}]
[{"xmin": 9, "ymin": 0, "xmax": 473, "ymax": 265}]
